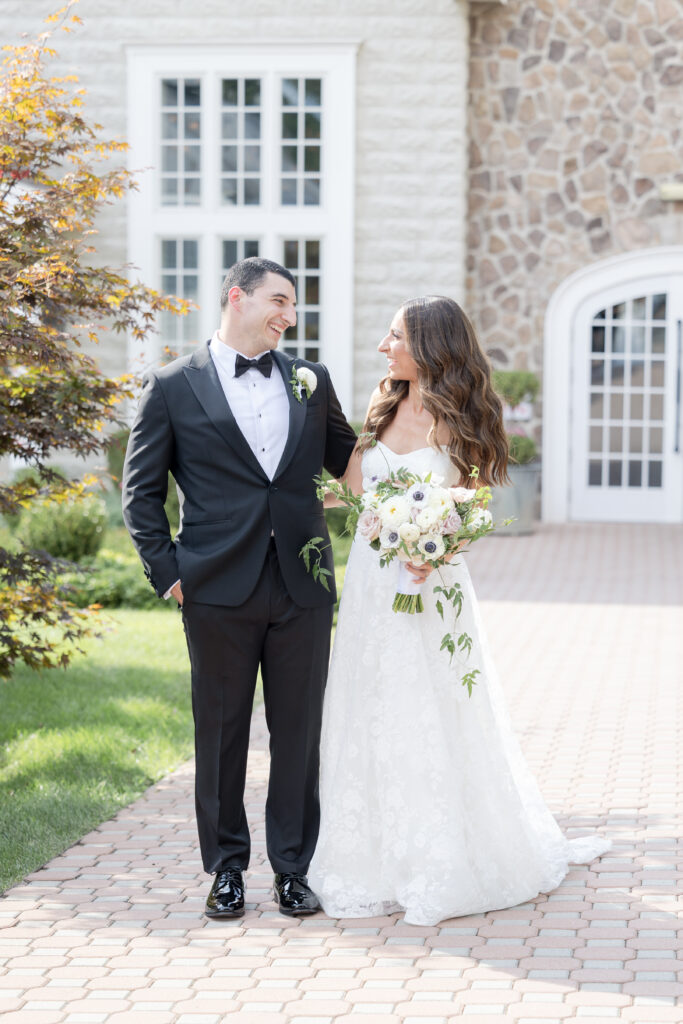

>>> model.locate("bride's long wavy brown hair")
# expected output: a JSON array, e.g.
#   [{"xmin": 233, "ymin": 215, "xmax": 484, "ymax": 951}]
[{"xmin": 361, "ymin": 296, "xmax": 509, "ymax": 487}]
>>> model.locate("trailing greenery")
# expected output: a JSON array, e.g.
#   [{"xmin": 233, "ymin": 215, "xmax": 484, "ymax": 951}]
[{"xmin": 0, "ymin": 610, "xmax": 194, "ymax": 893}]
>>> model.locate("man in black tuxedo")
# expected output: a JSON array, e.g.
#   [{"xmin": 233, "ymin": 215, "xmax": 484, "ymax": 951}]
[{"xmin": 122, "ymin": 257, "xmax": 356, "ymax": 917}]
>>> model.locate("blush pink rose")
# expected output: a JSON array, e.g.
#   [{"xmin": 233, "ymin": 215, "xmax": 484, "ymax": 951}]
[
  {"xmin": 357, "ymin": 508, "xmax": 382, "ymax": 542},
  {"xmin": 440, "ymin": 509, "xmax": 463, "ymax": 535}
]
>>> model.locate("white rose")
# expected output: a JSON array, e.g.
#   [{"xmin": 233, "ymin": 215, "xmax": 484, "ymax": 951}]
[
  {"xmin": 398, "ymin": 522, "xmax": 420, "ymax": 544},
  {"xmin": 466, "ymin": 508, "xmax": 493, "ymax": 533},
  {"xmin": 296, "ymin": 367, "xmax": 317, "ymax": 394},
  {"xmin": 379, "ymin": 495, "xmax": 412, "ymax": 529},
  {"xmin": 417, "ymin": 534, "xmax": 446, "ymax": 560},
  {"xmin": 415, "ymin": 507, "xmax": 438, "ymax": 530},
  {"xmin": 427, "ymin": 486, "xmax": 455, "ymax": 515},
  {"xmin": 449, "ymin": 486, "xmax": 476, "ymax": 504}
]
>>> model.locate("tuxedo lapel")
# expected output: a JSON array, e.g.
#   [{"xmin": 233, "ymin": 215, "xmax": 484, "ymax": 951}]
[
  {"xmin": 182, "ymin": 342, "xmax": 269, "ymax": 481},
  {"xmin": 272, "ymin": 349, "xmax": 307, "ymax": 481}
]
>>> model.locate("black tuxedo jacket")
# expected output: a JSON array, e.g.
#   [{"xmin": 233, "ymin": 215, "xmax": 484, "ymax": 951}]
[{"xmin": 122, "ymin": 342, "xmax": 356, "ymax": 608}]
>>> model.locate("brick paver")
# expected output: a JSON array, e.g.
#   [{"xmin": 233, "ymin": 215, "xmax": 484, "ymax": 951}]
[{"xmin": 1, "ymin": 523, "xmax": 681, "ymax": 1022}]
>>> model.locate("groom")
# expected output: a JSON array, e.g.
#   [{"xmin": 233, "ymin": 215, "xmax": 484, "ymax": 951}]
[{"xmin": 122, "ymin": 257, "xmax": 356, "ymax": 918}]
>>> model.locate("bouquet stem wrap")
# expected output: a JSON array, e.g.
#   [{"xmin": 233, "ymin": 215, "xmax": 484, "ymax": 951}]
[{"xmin": 393, "ymin": 562, "xmax": 424, "ymax": 614}]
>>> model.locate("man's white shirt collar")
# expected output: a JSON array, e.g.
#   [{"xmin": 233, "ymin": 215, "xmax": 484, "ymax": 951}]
[{"xmin": 209, "ymin": 331, "xmax": 273, "ymax": 372}]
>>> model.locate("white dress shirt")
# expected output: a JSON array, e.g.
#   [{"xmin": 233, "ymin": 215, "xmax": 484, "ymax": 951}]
[
  {"xmin": 208, "ymin": 331, "xmax": 290, "ymax": 479},
  {"xmin": 164, "ymin": 332, "xmax": 291, "ymax": 598}
]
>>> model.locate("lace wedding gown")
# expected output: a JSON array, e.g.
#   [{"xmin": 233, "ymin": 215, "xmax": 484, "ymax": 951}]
[{"xmin": 309, "ymin": 441, "xmax": 610, "ymax": 926}]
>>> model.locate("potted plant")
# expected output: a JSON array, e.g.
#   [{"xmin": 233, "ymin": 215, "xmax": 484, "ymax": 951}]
[{"xmin": 489, "ymin": 370, "xmax": 541, "ymax": 535}]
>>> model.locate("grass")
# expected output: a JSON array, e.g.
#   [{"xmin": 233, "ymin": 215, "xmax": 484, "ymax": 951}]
[
  {"xmin": 0, "ymin": 526, "xmax": 353, "ymax": 894},
  {"xmin": 0, "ymin": 610, "xmax": 193, "ymax": 894}
]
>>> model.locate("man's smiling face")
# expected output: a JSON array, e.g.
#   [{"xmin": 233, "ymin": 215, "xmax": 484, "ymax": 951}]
[{"xmin": 238, "ymin": 271, "xmax": 297, "ymax": 350}]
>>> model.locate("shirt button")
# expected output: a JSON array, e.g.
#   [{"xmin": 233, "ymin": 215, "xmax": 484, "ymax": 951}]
[{"xmin": 262, "ymin": 447, "xmax": 266, "ymax": 452}]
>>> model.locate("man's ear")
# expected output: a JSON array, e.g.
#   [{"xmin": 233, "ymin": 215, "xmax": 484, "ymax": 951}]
[{"xmin": 228, "ymin": 285, "xmax": 243, "ymax": 311}]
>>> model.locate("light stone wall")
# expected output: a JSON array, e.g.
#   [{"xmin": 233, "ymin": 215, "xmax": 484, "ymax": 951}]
[
  {"xmin": 467, "ymin": 0, "xmax": 683, "ymax": 445},
  {"xmin": 2, "ymin": 0, "xmax": 470, "ymax": 419}
]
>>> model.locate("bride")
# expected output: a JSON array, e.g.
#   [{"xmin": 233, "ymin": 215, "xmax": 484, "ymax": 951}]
[{"xmin": 308, "ymin": 295, "xmax": 609, "ymax": 926}]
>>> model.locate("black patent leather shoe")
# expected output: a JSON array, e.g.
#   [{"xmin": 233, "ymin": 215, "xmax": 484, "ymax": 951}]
[
  {"xmin": 273, "ymin": 872, "xmax": 321, "ymax": 916},
  {"xmin": 205, "ymin": 868, "xmax": 245, "ymax": 918}
]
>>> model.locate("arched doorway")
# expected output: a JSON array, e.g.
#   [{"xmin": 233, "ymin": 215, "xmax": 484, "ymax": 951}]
[{"xmin": 543, "ymin": 248, "xmax": 683, "ymax": 523}]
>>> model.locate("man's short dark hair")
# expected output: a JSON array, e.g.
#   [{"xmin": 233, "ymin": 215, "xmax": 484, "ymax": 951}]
[{"xmin": 220, "ymin": 257, "xmax": 296, "ymax": 310}]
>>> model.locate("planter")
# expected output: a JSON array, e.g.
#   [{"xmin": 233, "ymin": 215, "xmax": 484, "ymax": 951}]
[{"xmin": 489, "ymin": 462, "xmax": 541, "ymax": 535}]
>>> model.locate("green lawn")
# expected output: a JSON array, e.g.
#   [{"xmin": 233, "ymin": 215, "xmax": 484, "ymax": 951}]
[
  {"xmin": 0, "ymin": 528, "xmax": 352, "ymax": 893},
  {"xmin": 0, "ymin": 610, "xmax": 193, "ymax": 893}
]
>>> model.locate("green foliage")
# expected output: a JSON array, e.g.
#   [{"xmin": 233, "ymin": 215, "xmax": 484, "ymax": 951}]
[
  {"xmin": 0, "ymin": 6, "xmax": 188, "ymax": 676},
  {"xmin": 0, "ymin": 610, "xmax": 193, "ymax": 893},
  {"xmin": 18, "ymin": 493, "xmax": 106, "ymax": 562},
  {"xmin": 298, "ymin": 536, "xmax": 332, "ymax": 592},
  {"xmin": 492, "ymin": 370, "xmax": 540, "ymax": 407},
  {"xmin": 508, "ymin": 434, "xmax": 538, "ymax": 465},
  {"xmin": 59, "ymin": 549, "xmax": 165, "ymax": 609}
]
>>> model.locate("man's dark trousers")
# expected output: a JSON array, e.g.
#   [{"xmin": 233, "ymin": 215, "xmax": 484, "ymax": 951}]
[{"xmin": 182, "ymin": 538, "xmax": 333, "ymax": 875}]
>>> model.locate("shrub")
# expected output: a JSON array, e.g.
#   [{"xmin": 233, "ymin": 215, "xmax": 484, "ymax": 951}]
[
  {"xmin": 492, "ymin": 370, "xmax": 540, "ymax": 407},
  {"xmin": 18, "ymin": 494, "xmax": 107, "ymax": 562},
  {"xmin": 59, "ymin": 550, "xmax": 168, "ymax": 609},
  {"xmin": 508, "ymin": 434, "xmax": 538, "ymax": 465}
]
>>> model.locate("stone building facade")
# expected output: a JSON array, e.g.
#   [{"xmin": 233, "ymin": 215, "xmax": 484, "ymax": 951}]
[
  {"xmin": 2, "ymin": 0, "xmax": 682, "ymax": 521},
  {"xmin": 467, "ymin": 0, "xmax": 683, "ymax": 522}
]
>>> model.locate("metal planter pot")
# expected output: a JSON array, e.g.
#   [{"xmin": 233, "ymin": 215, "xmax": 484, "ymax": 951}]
[{"xmin": 489, "ymin": 462, "xmax": 541, "ymax": 535}]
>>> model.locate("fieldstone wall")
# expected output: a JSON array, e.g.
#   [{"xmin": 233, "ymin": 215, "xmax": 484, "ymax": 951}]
[{"xmin": 467, "ymin": 0, "xmax": 683, "ymax": 402}]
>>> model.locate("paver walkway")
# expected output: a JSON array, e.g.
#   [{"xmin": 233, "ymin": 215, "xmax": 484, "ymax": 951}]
[{"xmin": 1, "ymin": 523, "xmax": 682, "ymax": 1024}]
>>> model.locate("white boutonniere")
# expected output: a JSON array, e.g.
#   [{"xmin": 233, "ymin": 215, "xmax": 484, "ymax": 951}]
[{"xmin": 290, "ymin": 364, "xmax": 317, "ymax": 403}]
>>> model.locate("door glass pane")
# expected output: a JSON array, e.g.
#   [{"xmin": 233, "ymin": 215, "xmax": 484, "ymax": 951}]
[
  {"xmin": 652, "ymin": 294, "xmax": 666, "ymax": 319},
  {"xmin": 628, "ymin": 461, "xmax": 642, "ymax": 487},
  {"xmin": 581, "ymin": 289, "xmax": 669, "ymax": 502},
  {"xmin": 590, "ymin": 393, "xmax": 604, "ymax": 417},
  {"xmin": 589, "ymin": 426, "xmax": 602, "ymax": 452},
  {"xmin": 610, "ymin": 393, "xmax": 623, "ymax": 419},
  {"xmin": 608, "ymin": 461, "xmax": 622, "ymax": 486}
]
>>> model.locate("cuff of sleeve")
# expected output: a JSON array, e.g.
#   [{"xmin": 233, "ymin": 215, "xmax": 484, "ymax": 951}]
[{"xmin": 163, "ymin": 579, "xmax": 181, "ymax": 600}]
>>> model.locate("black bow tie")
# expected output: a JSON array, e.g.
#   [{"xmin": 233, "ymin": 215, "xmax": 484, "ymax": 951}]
[{"xmin": 234, "ymin": 352, "xmax": 273, "ymax": 379}]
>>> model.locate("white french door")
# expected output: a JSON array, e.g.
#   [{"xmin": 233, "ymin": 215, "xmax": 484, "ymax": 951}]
[{"xmin": 570, "ymin": 275, "xmax": 683, "ymax": 522}]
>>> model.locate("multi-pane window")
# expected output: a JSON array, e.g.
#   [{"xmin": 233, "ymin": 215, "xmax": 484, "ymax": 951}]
[
  {"xmin": 587, "ymin": 292, "xmax": 667, "ymax": 490},
  {"xmin": 130, "ymin": 49, "xmax": 354, "ymax": 409},
  {"xmin": 282, "ymin": 239, "xmax": 321, "ymax": 361},
  {"xmin": 160, "ymin": 79, "xmax": 201, "ymax": 206},
  {"xmin": 160, "ymin": 239, "xmax": 200, "ymax": 354},
  {"xmin": 280, "ymin": 78, "xmax": 322, "ymax": 206},
  {"xmin": 220, "ymin": 79, "xmax": 262, "ymax": 206}
]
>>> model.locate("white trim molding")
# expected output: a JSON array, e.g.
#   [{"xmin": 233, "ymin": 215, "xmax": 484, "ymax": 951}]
[{"xmin": 542, "ymin": 246, "xmax": 683, "ymax": 522}]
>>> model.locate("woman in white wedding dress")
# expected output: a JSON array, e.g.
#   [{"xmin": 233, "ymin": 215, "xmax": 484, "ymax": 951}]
[{"xmin": 308, "ymin": 296, "xmax": 609, "ymax": 926}]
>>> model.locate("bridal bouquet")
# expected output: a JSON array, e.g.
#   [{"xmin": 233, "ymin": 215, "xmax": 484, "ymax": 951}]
[{"xmin": 300, "ymin": 454, "xmax": 508, "ymax": 695}]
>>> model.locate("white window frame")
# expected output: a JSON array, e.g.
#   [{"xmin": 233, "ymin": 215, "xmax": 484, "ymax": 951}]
[{"xmin": 126, "ymin": 44, "xmax": 356, "ymax": 413}]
